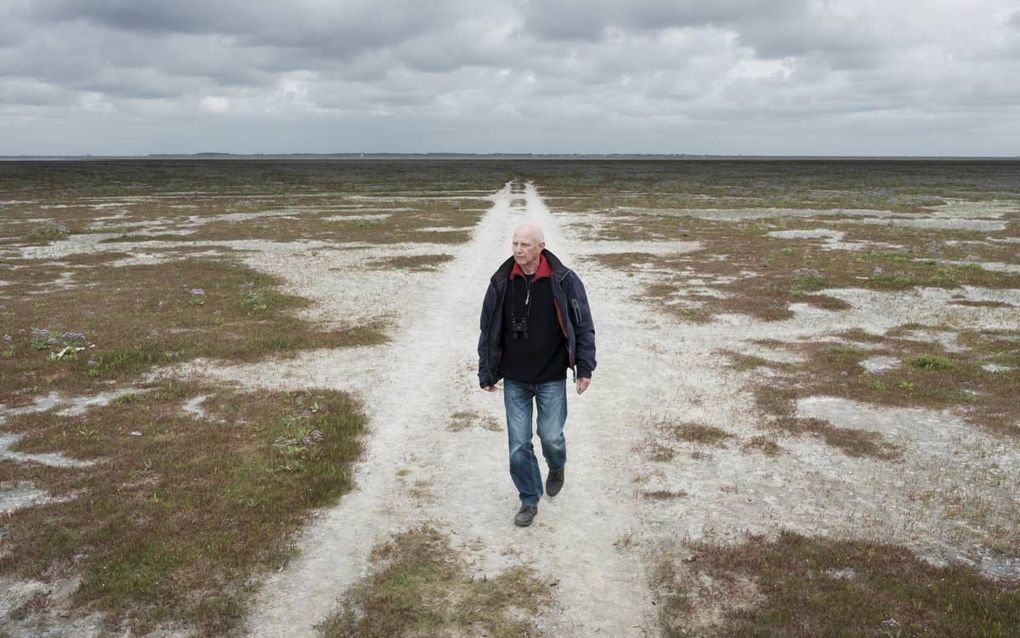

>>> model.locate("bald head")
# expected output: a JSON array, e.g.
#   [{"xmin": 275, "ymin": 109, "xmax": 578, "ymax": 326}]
[
  {"xmin": 513, "ymin": 221, "xmax": 545, "ymax": 244},
  {"xmin": 511, "ymin": 222, "xmax": 546, "ymax": 275}
]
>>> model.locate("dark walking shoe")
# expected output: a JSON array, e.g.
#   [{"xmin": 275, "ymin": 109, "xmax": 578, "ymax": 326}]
[
  {"xmin": 546, "ymin": 468, "xmax": 565, "ymax": 497},
  {"xmin": 514, "ymin": 504, "xmax": 538, "ymax": 527}
]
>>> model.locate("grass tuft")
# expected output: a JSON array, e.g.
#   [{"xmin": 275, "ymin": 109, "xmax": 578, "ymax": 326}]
[
  {"xmin": 655, "ymin": 531, "xmax": 1020, "ymax": 638},
  {"xmin": 910, "ymin": 354, "xmax": 955, "ymax": 370},
  {"xmin": 318, "ymin": 524, "xmax": 549, "ymax": 637},
  {"xmin": 743, "ymin": 435, "xmax": 782, "ymax": 456},
  {"xmin": 26, "ymin": 221, "xmax": 71, "ymax": 243},
  {"xmin": 664, "ymin": 422, "xmax": 734, "ymax": 446}
]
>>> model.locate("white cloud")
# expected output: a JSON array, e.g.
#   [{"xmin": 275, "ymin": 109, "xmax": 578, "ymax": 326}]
[{"xmin": 199, "ymin": 95, "xmax": 230, "ymax": 113}]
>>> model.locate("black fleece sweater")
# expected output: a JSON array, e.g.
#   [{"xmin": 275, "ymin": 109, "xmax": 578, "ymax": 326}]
[{"xmin": 501, "ymin": 273, "xmax": 569, "ymax": 383}]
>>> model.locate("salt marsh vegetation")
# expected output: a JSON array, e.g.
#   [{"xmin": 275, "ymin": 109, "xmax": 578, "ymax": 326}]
[{"xmin": 1, "ymin": 159, "xmax": 1018, "ymax": 637}]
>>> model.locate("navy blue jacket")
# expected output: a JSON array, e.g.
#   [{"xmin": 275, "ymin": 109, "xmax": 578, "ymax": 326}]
[{"xmin": 478, "ymin": 249, "xmax": 596, "ymax": 388}]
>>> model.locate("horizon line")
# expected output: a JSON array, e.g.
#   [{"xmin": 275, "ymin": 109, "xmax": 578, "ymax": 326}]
[{"xmin": 2, "ymin": 152, "xmax": 1019, "ymax": 161}]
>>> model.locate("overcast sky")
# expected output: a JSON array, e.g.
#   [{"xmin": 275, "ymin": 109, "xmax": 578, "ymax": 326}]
[{"xmin": 2, "ymin": 0, "xmax": 1019, "ymax": 156}]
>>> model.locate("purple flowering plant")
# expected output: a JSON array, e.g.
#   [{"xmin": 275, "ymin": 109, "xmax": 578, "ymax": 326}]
[{"xmin": 29, "ymin": 327, "xmax": 91, "ymax": 361}]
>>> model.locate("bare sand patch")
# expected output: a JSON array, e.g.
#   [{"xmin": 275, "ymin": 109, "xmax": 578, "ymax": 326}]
[
  {"xmin": 320, "ymin": 213, "xmax": 392, "ymax": 222},
  {"xmin": 0, "ymin": 483, "xmax": 51, "ymax": 515},
  {"xmin": 767, "ymin": 228, "xmax": 845, "ymax": 240},
  {"xmin": 860, "ymin": 355, "xmax": 901, "ymax": 373},
  {"xmin": 935, "ymin": 259, "xmax": 1020, "ymax": 274},
  {"xmin": 850, "ymin": 217, "xmax": 1008, "ymax": 231}
]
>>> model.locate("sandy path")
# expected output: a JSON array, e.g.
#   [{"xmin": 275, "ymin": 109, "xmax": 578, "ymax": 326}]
[{"xmin": 246, "ymin": 182, "xmax": 654, "ymax": 636}]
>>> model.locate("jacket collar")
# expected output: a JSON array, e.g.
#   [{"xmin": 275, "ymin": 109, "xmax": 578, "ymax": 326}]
[
  {"xmin": 493, "ymin": 249, "xmax": 567, "ymax": 283},
  {"xmin": 509, "ymin": 253, "xmax": 551, "ymax": 280}
]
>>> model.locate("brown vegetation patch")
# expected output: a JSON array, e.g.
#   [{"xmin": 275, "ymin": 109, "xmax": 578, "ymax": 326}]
[
  {"xmin": 646, "ymin": 442, "xmax": 677, "ymax": 462},
  {"xmin": 0, "ymin": 160, "xmax": 512, "ymax": 254},
  {"xmin": 597, "ymin": 217, "xmax": 1018, "ymax": 322},
  {"xmin": 777, "ymin": 415, "xmax": 904, "ymax": 460},
  {"xmin": 371, "ymin": 253, "xmax": 455, "ymax": 271},
  {"xmin": 528, "ymin": 159, "xmax": 1020, "ymax": 218},
  {"xmin": 639, "ymin": 421, "xmax": 736, "ymax": 462},
  {"xmin": 664, "ymin": 422, "xmax": 734, "ymax": 446},
  {"xmin": 447, "ymin": 410, "xmax": 501, "ymax": 433},
  {"xmin": 590, "ymin": 251, "xmax": 662, "ymax": 271},
  {"xmin": 0, "ymin": 381, "xmax": 367, "ymax": 635},
  {"xmin": 642, "ymin": 489, "xmax": 689, "ymax": 500},
  {"xmin": 750, "ymin": 328, "xmax": 1020, "ymax": 438},
  {"xmin": 950, "ymin": 299, "xmax": 1013, "ymax": 309},
  {"xmin": 0, "ymin": 256, "xmax": 387, "ymax": 405},
  {"xmin": 720, "ymin": 352, "xmax": 775, "ymax": 371},
  {"xmin": 178, "ymin": 201, "xmax": 482, "ymax": 245},
  {"xmin": 97, "ymin": 233, "xmax": 189, "ymax": 243},
  {"xmin": 742, "ymin": 436, "xmax": 782, "ymax": 456},
  {"xmin": 654, "ymin": 531, "xmax": 1020, "ymax": 637},
  {"xmin": 318, "ymin": 524, "xmax": 549, "ymax": 637}
]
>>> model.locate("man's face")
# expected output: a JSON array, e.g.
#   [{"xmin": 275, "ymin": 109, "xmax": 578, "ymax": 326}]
[{"xmin": 512, "ymin": 229, "xmax": 543, "ymax": 272}]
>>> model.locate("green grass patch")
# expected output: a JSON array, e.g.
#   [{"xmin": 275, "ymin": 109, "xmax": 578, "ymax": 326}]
[
  {"xmin": 25, "ymin": 221, "xmax": 71, "ymax": 243},
  {"xmin": 911, "ymin": 354, "xmax": 955, "ymax": 370},
  {"xmin": 318, "ymin": 525, "xmax": 549, "ymax": 637},
  {"xmin": 746, "ymin": 328, "xmax": 1020, "ymax": 438},
  {"xmin": 655, "ymin": 531, "xmax": 1020, "ymax": 637},
  {"xmin": 0, "ymin": 256, "xmax": 388, "ymax": 403},
  {"xmin": 591, "ymin": 212, "xmax": 1019, "ymax": 323},
  {"xmin": 0, "ymin": 381, "xmax": 367, "ymax": 635}
]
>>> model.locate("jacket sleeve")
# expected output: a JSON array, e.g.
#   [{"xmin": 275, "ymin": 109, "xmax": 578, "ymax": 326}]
[
  {"xmin": 565, "ymin": 272, "xmax": 597, "ymax": 379},
  {"xmin": 477, "ymin": 281, "xmax": 498, "ymax": 387}
]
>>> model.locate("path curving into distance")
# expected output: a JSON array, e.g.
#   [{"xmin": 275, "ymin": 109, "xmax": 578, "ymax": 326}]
[{"xmin": 246, "ymin": 181, "xmax": 654, "ymax": 637}]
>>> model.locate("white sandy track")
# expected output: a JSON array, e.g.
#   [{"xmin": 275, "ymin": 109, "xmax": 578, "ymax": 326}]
[{"xmin": 245, "ymin": 182, "xmax": 654, "ymax": 636}]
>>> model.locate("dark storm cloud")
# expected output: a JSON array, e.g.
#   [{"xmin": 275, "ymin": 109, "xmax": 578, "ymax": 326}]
[{"xmin": 30, "ymin": 0, "xmax": 471, "ymax": 56}]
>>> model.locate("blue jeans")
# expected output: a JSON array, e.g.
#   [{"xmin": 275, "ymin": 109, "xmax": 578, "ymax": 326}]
[{"xmin": 503, "ymin": 378, "xmax": 567, "ymax": 506}]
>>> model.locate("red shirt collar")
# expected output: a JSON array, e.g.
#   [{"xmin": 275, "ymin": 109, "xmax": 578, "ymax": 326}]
[{"xmin": 510, "ymin": 253, "xmax": 551, "ymax": 280}]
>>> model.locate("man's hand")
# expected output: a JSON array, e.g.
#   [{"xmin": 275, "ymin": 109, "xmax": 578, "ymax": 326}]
[
  {"xmin": 482, "ymin": 385, "xmax": 497, "ymax": 392},
  {"xmin": 576, "ymin": 377, "xmax": 591, "ymax": 395}
]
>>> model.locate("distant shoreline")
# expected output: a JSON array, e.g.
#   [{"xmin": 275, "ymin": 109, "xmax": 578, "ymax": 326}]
[{"xmin": 1, "ymin": 153, "xmax": 1018, "ymax": 161}]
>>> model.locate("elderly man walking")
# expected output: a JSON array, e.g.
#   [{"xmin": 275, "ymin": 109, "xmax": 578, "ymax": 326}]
[{"xmin": 478, "ymin": 221, "xmax": 596, "ymax": 527}]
